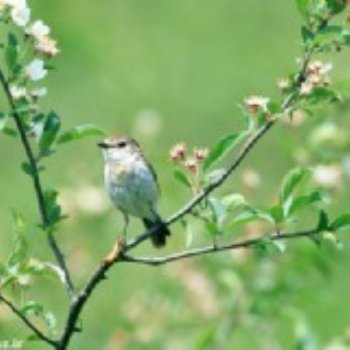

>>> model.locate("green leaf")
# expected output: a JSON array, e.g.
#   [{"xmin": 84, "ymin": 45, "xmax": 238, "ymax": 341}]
[
  {"xmin": 0, "ymin": 113, "xmax": 8, "ymax": 131},
  {"xmin": 204, "ymin": 168, "xmax": 226, "ymax": 184},
  {"xmin": 39, "ymin": 111, "xmax": 61, "ymax": 154},
  {"xmin": 237, "ymin": 103, "xmax": 255, "ymax": 132},
  {"xmin": 57, "ymin": 124, "xmax": 105, "ymax": 144},
  {"xmin": 320, "ymin": 232, "xmax": 343, "ymax": 253},
  {"xmin": 342, "ymin": 29, "xmax": 350, "ymax": 45},
  {"xmin": 228, "ymin": 207, "xmax": 274, "ymax": 229},
  {"xmin": 2, "ymin": 127, "xmax": 17, "ymax": 137},
  {"xmin": 221, "ymin": 193, "xmax": 247, "ymax": 210},
  {"xmin": 8, "ymin": 211, "xmax": 28, "ymax": 267},
  {"xmin": 288, "ymin": 191, "xmax": 323, "ymax": 215},
  {"xmin": 204, "ymin": 220, "xmax": 220, "ymax": 237},
  {"xmin": 302, "ymin": 25, "xmax": 315, "ymax": 45},
  {"xmin": 315, "ymin": 25, "xmax": 343, "ymax": 46},
  {"xmin": 267, "ymin": 100, "xmax": 281, "ymax": 114},
  {"xmin": 270, "ymin": 205, "xmax": 284, "ymax": 224},
  {"xmin": 305, "ymin": 87, "xmax": 340, "ymax": 105},
  {"xmin": 21, "ymin": 301, "xmax": 44, "ymax": 316},
  {"xmin": 21, "ymin": 162, "xmax": 36, "ymax": 177},
  {"xmin": 203, "ymin": 132, "xmax": 246, "ymax": 171},
  {"xmin": 253, "ymin": 238, "xmax": 284, "ymax": 259},
  {"xmin": 295, "ymin": 0, "xmax": 312, "ymax": 17},
  {"xmin": 43, "ymin": 189, "xmax": 62, "ymax": 227},
  {"xmin": 325, "ymin": 0, "xmax": 346, "ymax": 14},
  {"xmin": 21, "ymin": 301, "xmax": 57, "ymax": 333},
  {"xmin": 208, "ymin": 196, "xmax": 227, "ymax": 227},
  {"xmin": 330, "ymin": 213, "xmax": 350, "ymax": 231},
  {"xmin": 5, "ymin": 32, "xmax": 18, "ymax": 72},
  {"xmin": 280, "ymin": 167, "xmax": 310, "ymax": 203},
  {"xmin": 173, "ymin": 167, "xmax": 191, "ymax": 188},
  {"xmin": 317, "ymin": 210, "xmax": 329, "ymax": 231}
]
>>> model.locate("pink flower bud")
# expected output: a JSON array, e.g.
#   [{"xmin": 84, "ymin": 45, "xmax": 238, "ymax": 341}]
[{"xmin": 170, "ymin": 142, "xmax": 186, "ymax": 162}]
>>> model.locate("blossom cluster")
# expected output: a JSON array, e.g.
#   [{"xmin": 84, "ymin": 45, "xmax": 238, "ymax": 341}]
[
  {"xmin": 244, "ymin": 95, "xmax": 270, "ymax": 114},
  {"xmin": 300, "ymin": 60, "xmax": 332, "ymax": 95},
  {"xmin": 170, "ymin": 142, "xmax": 209, "ymax": 173},
  {"xmin": 0, "ymin": 0, "xmax": 59, "ymax": 102}
]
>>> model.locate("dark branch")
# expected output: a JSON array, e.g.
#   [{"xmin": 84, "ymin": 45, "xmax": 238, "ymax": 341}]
[
  {"xmin": 57, "ymin": 48, "xmax": 315, "ymax": 349},
  {"xmin": 126, "ymin": 48, "xmax": 314, "ymax": 252},
  {"xmin": 0, "ymin": 295, "xmax": 58, "ymax": 347},
  {"xmin": 0, "ymin": 70, "xmax": 74, "ymax": 298},
  {"xmin": 121, "ymin": 228, "xmax": 319, "ymax": 266}
]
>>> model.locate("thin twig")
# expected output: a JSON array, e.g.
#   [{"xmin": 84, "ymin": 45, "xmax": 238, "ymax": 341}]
[
  {"xmin": 126, "ymin": 48, "xmax": 314, "ymax": 252},
  {"xmin": 0, "ymin": 295, "xmax": 58, "ymax": 347},
  {"xmin": 121, "ymin": 228, "xmax": 319, "ymax": 266},
  {"xmin": 0, "ymin": 69, "xmax": 74, "ymax": 298},
  {"xmin": 57, "ymin": 48, "xmax": 315, "ymax": 350}
]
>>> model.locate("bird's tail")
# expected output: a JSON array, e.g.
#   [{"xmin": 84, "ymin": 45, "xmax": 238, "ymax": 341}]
[{"xmin": 143, "ymin": 216, "xmax": 170, "ymax": 248}]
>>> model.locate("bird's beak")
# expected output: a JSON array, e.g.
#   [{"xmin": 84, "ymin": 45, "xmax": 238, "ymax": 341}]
[{"xmin": 97, "ymin": 141, "xmax": 108, "ymax": 149}]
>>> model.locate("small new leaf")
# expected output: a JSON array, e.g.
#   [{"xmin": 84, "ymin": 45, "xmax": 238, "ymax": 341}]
[
  {"xmin": 288, "ymin": 191, "xmax": 324, "ymax": 216},
  {"xmin": 208, "ymin": 196, "xmax": 227, "ymax": 227},
  {"xmin": 21, "ymin": 162, "xmax": 36, "ymax": 177},
  {"xmin": 43, "ymin": 189, "xmax": 62, "ymax": 227},
  {"xmin": 325, "ymin": 0, "xmax": 346, "ymax": 14},
  {"xmin": 173, "ymin": 167, "xmax": 191, "ymax": 188},
  {"xmin": 228, "ymin": 207, "xmax": 274, "ymax": 229},
  {"xmin": 5, "ymin": 32, "xmax": 18, "ymax": 72},
  {"xmin": 57, "ymin": 124, "xmax": 105, "ymax": 144},
  {"xmin": 270, "ymin": 205, "xmax": 284, "ymax": 224},
  {"xmin": 254, "ymin": 238, "xmax": 284, "ymax": 259},
  {"xmin": 330, "ymin": 213, "xmax": 350, "ymax": 231},
  {"xmin": 0, "ymin": 113, "xmax": 8, "ymax": 131},
  {"xmin": 7, "ymin": 211, "xmax": 28, "ymax": 268},
  {"xmin": 295, "ymin": 0, "xmax": 312, "ymax": 17},
  {"xmin": 39, "ymin": 111, "xmax": 61, "ymax": 154},
  {"xmin": 280, "ymin": 167, "xmax": 310, "ymax": 203},
  {"xmin": 317, "ymin": 210, "xmax": 329, "ymax": 231},
  {"xmin": 203, "ymin": 132, "xmax": 246, "ymax": 171}
]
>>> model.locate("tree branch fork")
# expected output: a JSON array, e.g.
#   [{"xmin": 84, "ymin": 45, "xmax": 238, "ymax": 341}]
[{"xmin": 0, "ymin": 46, "xmax": 331, "ymax": 350}]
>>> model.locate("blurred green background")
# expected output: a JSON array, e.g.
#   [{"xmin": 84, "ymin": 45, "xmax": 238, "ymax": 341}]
[{"xmin": 1, "ymin": 0, "xmax": 350, "ymax": 349}]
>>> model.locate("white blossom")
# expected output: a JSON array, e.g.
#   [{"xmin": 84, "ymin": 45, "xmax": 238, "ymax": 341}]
[
  {"xmin": 244, "ymin": 95, "xmax": 270, "ymax": 113},
  {"xmin": 35, "ymin": 36, "xmax": 59, "ymax": 56},
  {"xmin": 9, "ymin": 84, "xmax": 27, "ymax": 100},
  {"xmin": 5, "ymin": 0, "xmax": 27, "ymax": 7},
  {"xmin": 31, "ymin": 87, "xmax": 47, "ymax": 98},
  {"xmin": 308, "ymin": 60, "xmax": 333, "ymax": 75},
  {"xmin": 300, "ymin": 81, "xmax": 313, "ymax": 95},
  {"xmin": 11, "ymin": 5, "xmax": 30, "ymax": 26},
  {"xmin": 24, "ymin": 58, "xmax": 47, "ymax": 81},
  {"xmin": 277, "ymin": 77, "xmax": 290, "ymax": 91},
  {"xmin": 25, "ymin": 19, "xmax": 50, "ymax": 40}
]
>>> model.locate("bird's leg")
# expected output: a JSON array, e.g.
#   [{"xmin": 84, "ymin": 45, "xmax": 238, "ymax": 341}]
[
  {"xmin": 103, "ymin": 213, "xmax": 128, "ymax": 265},
  {"xmin": 121, "ymin": 212, "xmax": 129, "ymax": 244}
]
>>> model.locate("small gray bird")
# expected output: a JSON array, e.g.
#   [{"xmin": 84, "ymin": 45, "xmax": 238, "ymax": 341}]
[{"xmin": 98, "ymin": 136, "xmax": 170, "ymax": 247}]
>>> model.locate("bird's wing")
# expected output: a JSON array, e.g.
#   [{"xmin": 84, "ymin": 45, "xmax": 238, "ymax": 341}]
[{"xmin": 144, "ymin": 155, "xmax": 161, "ymax": 196}]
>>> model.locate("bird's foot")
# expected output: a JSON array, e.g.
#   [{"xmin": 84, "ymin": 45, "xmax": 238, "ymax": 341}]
[{"xmin": 103, "ymin": 237, "xmax": 126, "ymax": 265}]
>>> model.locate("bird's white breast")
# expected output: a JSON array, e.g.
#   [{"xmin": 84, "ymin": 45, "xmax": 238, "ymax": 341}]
[{"xmin": 104, "ymin": 157, "xmax": 158, "ymax": 220}]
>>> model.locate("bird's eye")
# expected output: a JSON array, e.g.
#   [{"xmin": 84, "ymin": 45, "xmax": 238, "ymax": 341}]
[{"xmin": 117, "ymin": 141, "xmax": 127, "ymax": 148}]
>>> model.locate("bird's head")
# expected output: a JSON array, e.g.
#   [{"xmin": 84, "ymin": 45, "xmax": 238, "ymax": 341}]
[{"xmin": 98, "ymin": 136, "xmax": 141, "ymax": 163}]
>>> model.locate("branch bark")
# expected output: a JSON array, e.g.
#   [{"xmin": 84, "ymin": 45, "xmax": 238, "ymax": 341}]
[
  {"xmin": 0, "ymin": 70, "xmax": 74, "ymax": 299},
  {"xmin": 121, "ymin": 228, "xmax": 319, "ymax": 266},
  {"xmin": 57, "ymin": 48, "xmax": 314, "ymax": 349},
  {"xmin": 0, "ymin": 295, "xmax": 58, "ymax": 347}
]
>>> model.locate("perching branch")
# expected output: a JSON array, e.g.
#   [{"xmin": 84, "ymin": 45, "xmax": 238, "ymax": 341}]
[
  {"xmin": 122, "ymin": 228, "xmax": 320, "ymax": 266},
  {"xmin": 57, "ymin": 47, "xmax": 315, "ymax": 350},
  {"xmin": 126, "ymin": 48, "xmax": 312, "ymax": 252},
  {"xmin": 0, "ymin": 70, "xmax": 74, "ymax": 299},
  {"xmin": 0, "ymin": 294, "xmax": 58, "ymax": 347}
]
